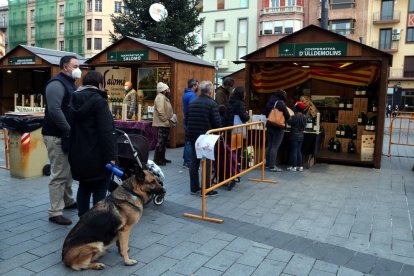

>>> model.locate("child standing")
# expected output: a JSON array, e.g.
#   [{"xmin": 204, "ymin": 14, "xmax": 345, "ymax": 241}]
[{"xmin": 287, "ymin": 101, "xmax": 307, "ymax": 172}]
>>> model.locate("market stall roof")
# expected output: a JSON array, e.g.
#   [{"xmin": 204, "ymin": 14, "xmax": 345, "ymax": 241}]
[
  {"xmin": 241, "ymin": 25, "xmax": 393, "ymax": 62},
  {"xmin": 0, "ymin": 45, "xmax": 85, "ymax": 67},
  {"xmin": 85, "ymin": 36, "xmax": 214, "ymax": 68}
]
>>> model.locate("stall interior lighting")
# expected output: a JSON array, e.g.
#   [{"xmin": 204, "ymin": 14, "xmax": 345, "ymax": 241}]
[
  {"xmin": 339, "ymin": 62, "xmax": 353, "ymax": 68},
  {"xmin": 302, "ymin": 65, "xmax": 310, "ymax": 68},
  {"xmin": 7, "ymin": 70, "xmax": 12, "ymax": 73}
]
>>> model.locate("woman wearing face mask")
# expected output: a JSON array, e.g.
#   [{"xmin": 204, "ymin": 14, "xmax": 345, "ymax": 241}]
[
  {"xmin": 152, "ymin": 82, "xmax": 176, "ymax": 166},
  {"xmin": 68, "ymin": 70, "xmax": 117, "ymax": 217}
]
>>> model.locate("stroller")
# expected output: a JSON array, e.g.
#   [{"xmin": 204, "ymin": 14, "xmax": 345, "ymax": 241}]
[{"xmin": 112, "ymin": 129, "xmax": 165, "ymax": 206}]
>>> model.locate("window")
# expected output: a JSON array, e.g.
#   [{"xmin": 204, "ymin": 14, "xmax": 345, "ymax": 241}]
[
  {"xmin": 287, "ymin": 0, "xmax": 296, "ymax": 6},
  {"xmin": 215, "ymin": 20, "xmax": 225, "ymax": 32},
  {"xmin": 95, "ymin": 0, "xmax": 102, "ymax": 12},
  {"xmin": 87, "ymin": 19, "xmax": 92, "ymax": 31},
  {"xmin": 59, "ymin": 23, "xmax": 64, "ymax": 34},
  {"xmin": 407, "ymin": 28, "xmax": 414, "ymax": 43},
  {"xmin": 31, "ymin": 27, "xmax": 35, "ymax": 38},
  {"xmin": 87, "ymin": 38, "xmax": 92, "ymax": 50},
  {"xmin": 78, "ymin": 39, "xmax": 82, "ymax": 52},
  {"xmin": 239, "ymin": 19, "xmax": 247, "ymax": 34},
  {"xmin": 217, "ymin": 0, "xmax": 224, "ymax": 10},
  {"xmin": 215, "ymin": 47, "xmax": 224, "ymax": 61},
  {"xmin": 59, "ymin": 5, "xmax": 64, "ymax": 16},
  {"xmin": 263, "ymin": 21, "xmax": 273, "ymax": 34},
  {"xmin": 69, "ymin": 40, "xmax": 73, "ymax": 51},
  {"xmin": 240, "ymin": 0, "xmax": 248, "ymax": 8},
  {"xmin": 95, "ymin": 19, "xmax": 102, "ymax": 31},
  {"xmin": 238, "ymin": 46, "xmax": 246, "ymax": 60},
  {"xmin": 330, "ymin": 20, "xmax": 353, "ymax": 35},
  {"xmin": 284, "ymin": 20, "xmax": 293, "ymax": 33},
  {"xmin": 380, "ymin": 0, "xmax": 394, "ymax": 20},
  {"xmin": 285, "ymin": 27, "xmax": 293, "ymax": 34},
  {"xmin": 78, "ymin": 20, "xmax": 83, "ymax": 33},
  {"xmin": 274, "ymin": 26, "xmax": 283, "ymax": 34},
  {"xmin": 271, "ymin": 0, "xmax": 280, "ymax": 8},
  {"xmin": 94, "ymin": 38, "xmax": 102, "ymax": 50},
  {"xmin": 410, "ymin": 0, "xmax": 414, "ymax": 12},
  {"xmin": 87, "ymin": 0, "xmax": 92, "ymax": 12},
  {"xmin": 404, "ymin": 56, "xmax": 414, "ymax": 77},
  {"xmin": 115, "ymin": 1, "xmax": 122, "ymax": 13},
  {"xmin": 379, "ymin": 28, "xmax": 392, "ymax": 49},
  {"xmin": 69, "ymin": 22, "xmax": 73, "ymax": 35},
  {"xmin": 59, "ymin": 41, "xmax": 64, "ymax": 51},
  {"xmin": 331, "ymin": 0, "xmax": 354, "ymax": 9},
  {"xmin": 30, "ymin": 9, "xmax": 35, "ymax": 22}
]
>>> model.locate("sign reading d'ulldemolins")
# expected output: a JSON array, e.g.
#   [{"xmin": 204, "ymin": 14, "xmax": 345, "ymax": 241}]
[
  {"xmin": 279, "ymin": 43, "xmax": 347, "ymax": 57},
  {"xmin": 107, "ymin": 50, "xmax": 149, "ymax": 62}
]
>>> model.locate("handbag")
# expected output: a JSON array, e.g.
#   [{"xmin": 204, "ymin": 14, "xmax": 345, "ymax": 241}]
[{"xmin": 267, "ymin": 101, "xmax": 285, "ymax": 128}]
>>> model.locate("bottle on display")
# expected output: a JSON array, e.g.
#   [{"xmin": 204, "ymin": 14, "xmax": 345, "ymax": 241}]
[
  {"xmin": 340, "ymin": 125, "xmax": 345, "ymax": 138},
  {"xmin": 336, "ymin": 125, "xmax": 341, "ymax": 138},
  {"xmin": 338, "ymin": 99, "xmax": 345, "ymax": 109},
  {"xmin": 347, "ymin": 140, "xmax": 356, "ymax": 153},
  {"xmin": 344, "ymin": 125, "xmax": 352, "ymax": 138},
  {"xmin": 357, "ymin": 112, "xmax": 366, "ymax": 125},
  {"xmin": 360, "ymin": 87, "xmax": 367, "ymax": 97},
  {"xmin": 352, "ymin": 125, "xmax": 358, "ymax": 139},
  {"xmin": 306, "ymin": 116, "xmax": 313, "ymax": 130},
  {"xmin": 355, "ymin": 87, "xmax": 361, "ymax": 97},
  {"xmin": 333, "ymin": 139, "xmax": 341, "ymax": 152},
  {"xmin": 346, "ymin": 99, "xmax": 353, "ymax": 110},
  {"xmin": 328, "ymin": 137, "xmax": 335, "ymax": 151},
  {"xmin": 370, "ymin": 99, "xmax": 377, "ymax": 112},
  {"xmin": 365, "ymin": 116, "xmax": 376, "ymax": 131}
]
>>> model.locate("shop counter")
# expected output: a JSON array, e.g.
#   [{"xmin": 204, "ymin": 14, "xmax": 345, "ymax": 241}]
[{"xmin": 114, "ymin": 120, "xmax": 158, "ymax": 150}]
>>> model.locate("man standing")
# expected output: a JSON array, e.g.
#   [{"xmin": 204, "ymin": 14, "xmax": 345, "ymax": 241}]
[
  {"xmin": 123, "ymin": 81, "xmax": 143, "ymax": 119},
  {"xmin": 186, "ymin": 80, "xmax": 222, "ymax": 196},
  {"xmin": 182, "ymin": 78, "xmax": 198, "ymax": 168},
  {"xmin": 214, "ymin": 77, "xmax": 234, "ymax": 106},
  {"xmin": 42, "ymin": 55, "xmax": 81, "ymax": 225}
]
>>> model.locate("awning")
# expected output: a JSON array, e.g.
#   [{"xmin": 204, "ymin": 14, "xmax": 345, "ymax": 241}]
[{"xmin": 251, "ymin": 62, "xmax": 380, "ymax": 93}]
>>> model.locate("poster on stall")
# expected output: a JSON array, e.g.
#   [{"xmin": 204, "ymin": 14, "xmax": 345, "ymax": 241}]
[{"xmin": 96, "ymin": 67, "xmax": 131, "ymax": 99}]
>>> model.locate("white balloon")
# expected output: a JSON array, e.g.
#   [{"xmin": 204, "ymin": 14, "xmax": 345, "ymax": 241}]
[{"xmin": 149, "ymin": 3, "xmax": 168, "ymax": 22}]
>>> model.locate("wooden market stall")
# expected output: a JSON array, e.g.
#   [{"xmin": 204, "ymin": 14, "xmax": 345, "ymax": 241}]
[
  {"xmin": 0, "ymin": 45, "xmax": 85, "ymax": 114},
  {"xmin": 85, "ymin": 36, "xmax": 215, "ymax": 148},
  {"xmin": 238, "ymin": 25, "xmax": 392, "ymax": 169}
]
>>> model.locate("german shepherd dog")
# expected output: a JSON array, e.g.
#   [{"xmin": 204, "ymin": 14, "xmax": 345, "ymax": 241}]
[{"xmin": 62, "ymin": 166, "xmax": 165, "ymax": 270}]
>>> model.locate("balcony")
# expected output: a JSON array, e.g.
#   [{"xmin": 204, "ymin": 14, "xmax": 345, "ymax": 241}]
[
  {"xmin": 9, "ymin": 19, "xmax": 27, "ymax": 26},
  {"xmin": 65, "ymin": 9, "xmax": 84, "ymax": 18},
  {"xmin": 389, "ymin": 68, "xmax": 403, "ymax": 78},
  {"xmin": 36, "ymin": 13, "xmax": 56, "ymax": 22},
  {"xmin": 371, "ymin": 40, "xmax": 398, "ymax": 52},
  {"xmin": 373, "ymin": 11, "xmax": 400, "ymax": 24},
  {"xmin": 208, "ymin": 31, "xmax": 230, "ymax": 43},
  {"xmin": 0, "ymin": 22, "xmax": 7, "ymax": 29},
  {"xmin": 260, "ymin": 6, "xmax": 303, "ymax": 16},
  {"xmin": 35, "ymin": 31, "xmax": 56, "ymax": 40},
  {"xmin": 212, "ymin": 59, "xmax": 230, "ymax": 69}
]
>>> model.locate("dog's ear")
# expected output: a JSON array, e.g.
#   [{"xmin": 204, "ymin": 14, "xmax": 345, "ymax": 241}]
[{"xmin": 134, "ymin": 164, "xmax": 145, "ymax": 183}]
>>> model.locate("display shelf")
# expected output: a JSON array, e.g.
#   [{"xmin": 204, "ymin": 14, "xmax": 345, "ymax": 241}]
[{"xmin": 316, "ymin": 149, "xmax": 374, "ymax": 166}]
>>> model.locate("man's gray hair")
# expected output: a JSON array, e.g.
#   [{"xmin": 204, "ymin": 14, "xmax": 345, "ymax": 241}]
[{"xmin": 199, "ymin": 80, "xmax": 213, "ymax": 95}]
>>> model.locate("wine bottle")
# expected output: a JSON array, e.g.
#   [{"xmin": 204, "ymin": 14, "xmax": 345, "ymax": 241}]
[
  {"xmin": 360, "ymin": 87, "xmax": 367, "ymax": 97},
  {"xmin": 358, "ymin": 112, "xmax": 366, "ymax": 125},
  {"xmin": 348, "ymin": 140, "xmax": 356, "ymax": 153},
  {"xmin": 354, "ymin": 87, "xmax": 360, "ymax": 97},
  {"xmin": 334, "ymin": 139, "xmax": 341, "ymax": 152},
  {"xmin": 365, "ymin": 118, "xmax": 371, "ymax": 131},
  {"xmin": 370, "ymin": 99, "xmax": 377, "ymax": 112},
  {"xmin": 352, "ymin": 125, "xmax": 357, "ymax": 139},
  {"xmin": 336, "ymin": 125, "xmax": 341, "ymax": 138},
  {"xmin": 338, "ymin": 99, "xmax": 345, "ymax": 109},
  {"xmin": 328, "ymin": 137, "xmax": 335, "ymax": 151},
  {"xmin": 346, "ymin": 99, "xmax": 353, "ymax": 110},
  {"xmin": 340, "ymin": 125, "xmax": 345, "ymax": 138}
]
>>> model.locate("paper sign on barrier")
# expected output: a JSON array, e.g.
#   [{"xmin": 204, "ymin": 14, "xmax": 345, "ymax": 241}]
[{"xmin": 195, "ymin": 134, "xmax": 220, "ymax": 160}]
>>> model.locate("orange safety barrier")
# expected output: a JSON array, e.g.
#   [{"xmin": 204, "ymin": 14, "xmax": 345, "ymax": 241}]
[
  {"xmin": 388, "ymin": 111, "xmax": 414, "ymax": 157},
  {"xmin": 184, "ymin": 121, "xmax": 277, "ymax": 223},
  {"xmin": 0, "ymin": 128, "xmax": 10, "ymax": 170}
]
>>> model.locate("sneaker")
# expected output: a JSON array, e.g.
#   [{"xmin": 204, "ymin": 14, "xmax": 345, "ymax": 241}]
[
  {"xmin": 287, "ymin": 166, "xmax": 297, "ymax": 171},
  {"xmin": 268, "ymin": 166, "xmax": 282, "ymax": 172},
  {"xmin": 183, "ymin": 163, "xmax": 191, "ymax": 169},
  {"xmin": 297, "ymin": 167, "xmax": 304, "ymax": 172},
  {"xmin": 200, "ymin": 190, "xmax": 218, "ymax": 197},
  {"xmin": 190, "ymin": 190, "xmax": 200, "ymax": 195}
]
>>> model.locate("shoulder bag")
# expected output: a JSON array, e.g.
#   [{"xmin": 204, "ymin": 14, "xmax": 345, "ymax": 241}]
[{"xmin": 267, "ymin": 101, "xmax": 286, "ymax": 128}]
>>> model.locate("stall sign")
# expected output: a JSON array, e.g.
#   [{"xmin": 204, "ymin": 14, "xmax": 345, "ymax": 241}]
[
  {"xmin": 8, "ymin": 56, "xmax": 36, "ymax": 65},
  {"xmin": 279, "ymin": 43, "xmax": 347, "ymax": 57},
  {"xmin": 15, "ymin": 106, "xmax": 45, "ymax": 112},
  {"xmin": 107, "ymin": 50, "xmax": 149, "ymax": 62}
]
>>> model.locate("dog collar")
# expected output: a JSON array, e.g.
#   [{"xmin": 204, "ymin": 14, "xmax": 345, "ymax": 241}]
[{"xmin": 121, "ymin": 185, "xmax": 144, "ymax": 202}]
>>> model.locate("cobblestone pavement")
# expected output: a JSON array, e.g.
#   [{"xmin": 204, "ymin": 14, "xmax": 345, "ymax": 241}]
[{"xmin": 0, "ymin": 118, "xmax": 413, "ymax": 275}]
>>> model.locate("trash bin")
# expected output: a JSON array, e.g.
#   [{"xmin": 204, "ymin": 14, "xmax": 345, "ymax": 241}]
[{"xmin": 0, "ymin": 115, "xmax": 48, "ymax": 178}]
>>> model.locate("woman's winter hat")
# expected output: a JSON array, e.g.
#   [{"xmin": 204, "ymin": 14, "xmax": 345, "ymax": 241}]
[
  {"xmin": 157, "ymin": 82, "xmax": 169, "ymax": 93},
  {"xmin": 295, "ymin": 101, "xmax": 306, "ymax": 111}
]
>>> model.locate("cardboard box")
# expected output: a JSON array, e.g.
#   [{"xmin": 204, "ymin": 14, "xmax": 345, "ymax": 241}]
[
  {"xmin": 353, "ymin": 98, "xmax": 361, "ymax": 110},
  {"xmin": 340, "ymin": 138, "xmax": 349, "ymax": 153},
  {"xmin": 361, "ymin": 133, "xmax": 375, "ymax": 149},
  {"xmin": 360, "ymin": 98, "xmax": 368, "ymax": 112},
  {"xmin": 361, "ymin": 148, "xmax": 374, "ymax": 161},
  {"xmin": 338, "ymin": 110, "xmax": 346, "ymax": 124}
]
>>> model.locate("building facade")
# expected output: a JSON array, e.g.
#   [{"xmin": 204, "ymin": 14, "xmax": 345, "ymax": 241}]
[
  {"xmin": 0, "ymin": 3, "xmax": 7, "ymax": 55},
  {"xmin": 8, "ymin": 0, "xmax": 120, "ymax": 57},
  {"xmin": 365, "ymin": 0, "xmax": 414, "ymax": 110},
  {"xmin": 199, "ymin": 0, "xmax": 257, "ymax": 82}
]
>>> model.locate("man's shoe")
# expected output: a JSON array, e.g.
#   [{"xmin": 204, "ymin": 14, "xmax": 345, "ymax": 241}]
[
  {"xmin": 183, "ymin": 163, "xmax": 191, "ymax": 169},
  {"xmin": 49, "ymin": 215, "xmax": 72, "ymax": 225},
  {"xmin": 287, "ymin": 166, "xmax": 297, "ymax": 171},
  {"xmin": 268, "ymin": 166, "xmax": 282, "ymax": 172},
  {"xmin": 164, "ymin": 159, "xmax": 172, "ymax": 163},
  {"xmin": 155, "ymin": 161, "xmax": 167, "ymax": 166},
  {"xmin": 64, "ymin": 202, "xmax": 77, "ymax": 210},
  {"xmin": 190, "ymin": 190, "xmax": 200, "ymax": 195},
  {"xmin": 201, "ymin": 190, "xmax": 218, "ymax": 197},
  {"xmin": 227, "ymin": 180, "xmax": 236, "ymax": 191}
]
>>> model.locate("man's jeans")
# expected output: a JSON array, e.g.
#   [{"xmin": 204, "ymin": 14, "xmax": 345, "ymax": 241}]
[
  {"xmin": 77, "ymin": 176, "xmax": 110, "ymax": 217},
  {"xmin": 183, "ymin": 141, "xmax": 192, "ymax": 166},
  {"xmin": 43, "ymin": 135, "xmax": 75, "ymax": 217}
]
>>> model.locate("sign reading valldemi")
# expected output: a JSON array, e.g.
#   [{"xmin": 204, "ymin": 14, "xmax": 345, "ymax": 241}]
[
  {"xmin": 8, "ymin": 56, "xmax": 36, "ymax": 65},
  {"xmin": 107, "ymin": 50, "xmax": 149, "ymax": 62},
  {"xmin": 279, "ymin": 43, "xmax": 347, "ymax": 57}
]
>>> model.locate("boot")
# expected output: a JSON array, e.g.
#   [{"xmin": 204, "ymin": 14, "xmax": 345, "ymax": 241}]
[
  {"xmin": 153, "ymin": 148, "xmax": 166, "ymax": 166},
  {"xmin": 161, "ymin": 148, "xmax": 171, "ymax": 163}
]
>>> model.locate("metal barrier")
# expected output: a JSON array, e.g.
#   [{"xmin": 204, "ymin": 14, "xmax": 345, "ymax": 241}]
[
  {"xmin": 0, "ymin": 128, "xmax": 10, "ymax": 170},
  {"xmin": 184, "ymin": 121, "xmax": 277, "ymax": 223},
  {"xmin": 388, "ymin": 111, "xmax": 414, "ymax": 157}
]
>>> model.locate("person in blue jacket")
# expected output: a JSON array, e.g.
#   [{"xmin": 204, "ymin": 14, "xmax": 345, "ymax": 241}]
[{"xmin": 182, "ymin": 78, "xmax": 198, "ymax": 168}]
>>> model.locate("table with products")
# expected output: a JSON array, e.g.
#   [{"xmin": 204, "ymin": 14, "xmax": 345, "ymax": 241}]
[{"xmin": 114, "ymin": 120, "xmax": 158, "ymax": 150}]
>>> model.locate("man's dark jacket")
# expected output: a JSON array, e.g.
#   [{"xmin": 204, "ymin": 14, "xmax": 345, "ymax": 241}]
[
  {"xmin": 68, "ymin": 86, "xmax": 116, "ymax": 182},
  {"xmin": 185, "ymin": 94, "xmax": 222, "ymax": 143}
]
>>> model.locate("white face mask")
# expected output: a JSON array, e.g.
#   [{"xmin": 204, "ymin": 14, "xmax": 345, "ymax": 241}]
[
  {"xmin": 124, "ymin": 86, "xmax": 129, "ymax": 91},
  {"xmin": 71, "ymin": 68, "xmax": 82, "ymax": 80}
]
